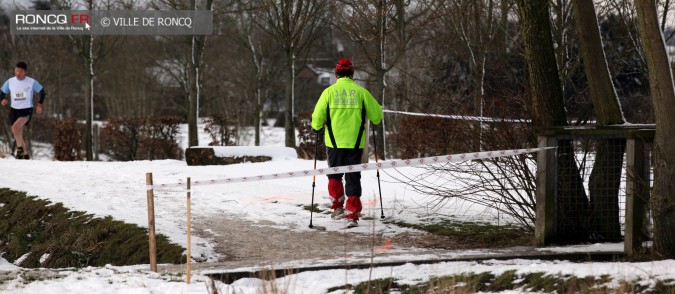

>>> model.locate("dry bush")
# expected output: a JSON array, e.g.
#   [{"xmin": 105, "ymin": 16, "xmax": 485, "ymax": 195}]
[
  {"xmin": 52, "ymin": 118, "xmax": 83, "ymax": 161},
  {"xmin": 204, "ymin": 113, "xmax": 238, "ymax": 146},
  {"xmin": 139, "ymin": 116, "xmax": 182, "ymax": 160},
  {"xmin": 101, "ymin": 117, "xmax": 182, "ymax": 161},
  {"xmin": 101, "ymin": 118, "xmax": 144, "ymax": 161},
  {"xmin": 256, "ymin": 268, "xmax": 297, "ymax": 294},
  {"xmin": 389, "ymin": 99, "xmax": 537, "ymax": 229},
  {"xmin": 391, "ymin": 115, "xmax": 469, "ymax": 159},
  {"xmin": 296, "ymin": 112, "xmax": 326, "ymax": 160}
]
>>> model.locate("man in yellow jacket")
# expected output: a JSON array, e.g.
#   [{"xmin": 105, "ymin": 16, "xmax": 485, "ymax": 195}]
[{"xmin": 311, "ymin": 58, "xmax": 383, "ymax": 228}]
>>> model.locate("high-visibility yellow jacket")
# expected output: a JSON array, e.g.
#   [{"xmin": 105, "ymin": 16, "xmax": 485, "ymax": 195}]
[{"xmin": 311, "ymin": 78, "xmax": 383, "ymax": 149}]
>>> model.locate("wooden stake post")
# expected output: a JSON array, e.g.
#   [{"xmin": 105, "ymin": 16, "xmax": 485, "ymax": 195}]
[
  {"xmin": 187, "ymin": 177, "xmax": 192, "ymax": 284},
  {"xmin": 146, "ymin": 173, "xmax": 158, "ymax": 272}
]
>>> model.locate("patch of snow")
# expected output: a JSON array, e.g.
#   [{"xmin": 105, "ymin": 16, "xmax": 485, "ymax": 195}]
[
  {"xmin": 39, "ymin": 253, "xmax": 50, "ymax": 264},
  {"xmin": 537, "ymin": 242, "xmax": 624, "ymax": 253},
  {"xmin": 217, "ymin": 259, "xmax": 675, "ymax": 294},
  {"xmin": 0, "ymin": 265, "xmax": 214, "ymax": 293},
  {"xmin": 13, "ymin": 253, "xmax": 30, "ymax": 266},
  {"xmin": 0, "ymin": 258, "xmax": 19, "ymax": 272}
]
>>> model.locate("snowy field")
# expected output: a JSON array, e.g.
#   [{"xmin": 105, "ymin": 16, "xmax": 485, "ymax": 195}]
[{"xmin": 0, "ymin": 126, "xmax": 673, "ymax": 293}]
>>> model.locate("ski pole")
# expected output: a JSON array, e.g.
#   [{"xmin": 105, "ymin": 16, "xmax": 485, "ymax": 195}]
[
  {"xmin": 309, "ymin": 130, "xmax": 319, "ymax": 228},
  {"xmin": 372, "ymin": 123, "xmax": 385, "ymax": 219}
]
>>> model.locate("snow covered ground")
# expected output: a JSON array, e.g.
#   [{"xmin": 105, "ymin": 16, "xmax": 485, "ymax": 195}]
[
  {"xmin": 0, "ymin": 126, "xmax": 673, "ymax": 293},
  {"xmin": 0, "ymin": 140, "xmax": 500, "ymax": 263},
  {"xmin": 0, "ymin": 258, "xmax": 672, "ymax": 293}
]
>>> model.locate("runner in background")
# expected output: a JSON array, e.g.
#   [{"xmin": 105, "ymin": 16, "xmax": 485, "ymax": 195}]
[{"xmin": 1, "ymin": 61, "xmax": 46, "ymax": 160}]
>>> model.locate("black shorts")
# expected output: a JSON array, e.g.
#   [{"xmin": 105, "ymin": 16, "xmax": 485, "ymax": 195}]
[{"xmin": 8, "ymin": 107, "xmax": 32, "ymax": 126}]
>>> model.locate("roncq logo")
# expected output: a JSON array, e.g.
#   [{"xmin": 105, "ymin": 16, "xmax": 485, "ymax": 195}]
[{"xmin": 15, "ymin": 13, "xmax": 90, "ymax": 25}]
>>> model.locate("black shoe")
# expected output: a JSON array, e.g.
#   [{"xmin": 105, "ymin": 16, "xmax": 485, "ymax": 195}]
[
  {"xmin": 15, "ymin": 147, "xmax": 24, "ymax": 159},
  {"xmin": 21, "ymin": 154, "xmax": 30, "ymax": 160}
]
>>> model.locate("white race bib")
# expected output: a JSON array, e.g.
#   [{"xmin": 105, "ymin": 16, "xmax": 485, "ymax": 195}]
[{"xmin": 13, "ymin": 91, "xmax": 27, "ymax": 101}]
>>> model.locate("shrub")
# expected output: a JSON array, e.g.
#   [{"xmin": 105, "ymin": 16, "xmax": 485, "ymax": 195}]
[
  {"xmin": 101, "ymin": 118, "xmax": 145, "ymax": 161},
  {"xmin": 391, "ymin": 115, "xmax": 466, "ymax": 159},
  {"xmin": 52, "ymin": 118, "xmax": 83, "ymax": 161},
  {"xmin": 139, "ymin": 116, "xmax": 183, "ymax": 160},
  {"xmin": 101, "ymin": 117, "xmax": 182, "ymax": 161},
  {"xmin": 0, "ymin": 188, "xmax": 184, "ymax": 268},
  {"xmin": 296, "ymin": 112, "xmax": 326, "ymax": 160},
  {"xmin": 204, "ymin": 113, "xmax": 238, "ymax": 146}
]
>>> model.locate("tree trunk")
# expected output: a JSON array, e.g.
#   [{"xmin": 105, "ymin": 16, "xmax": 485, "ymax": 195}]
[
  {"xmin": 84, "ymin": 46, "xmax": 93, "ymax": 161},
  {"xmin": 500, "ymin": 0, "xmax": 510, "ymax": 49},
  {"xmin": 84, "ymin": 1, "xmax": 94, "ymax": 161},
  {"xmin": 255, "ymin": 97, "xmax": 262, "ymax": 146},
  {"xmin": 572, "ymin": 0, "xmax": 627, "ymax": 241},
  {"xmin": 635, "ymin": 0, "xmax": 675, "ymax": 258},
  {"xmin": 284, "ymin": 54, "xmax": 296, "ymax": 148},
  {"xmin": 516, "ymin": 0, "xmax": 590, "ymax": 242},
  {"xmin": 186, "ymin": 0, "xmax": 213, "ymax": 147},
  {"xmin": 471, "ymin": 0, "xmax": 493, "ymax": 152},
  {"xmin": 375, "ymin": 0, "xmax": 387, "ymax": 160},
  {"xmin": 572, "ymin": 0, "xmax": 625, "ymax": 125},
  {"xmin": 374, "ymin": 69, "xmax": 386, "ymax": 160},
  {"xmin": 187, "ymin": 39, "xmax": 199, "ymax": 147}
]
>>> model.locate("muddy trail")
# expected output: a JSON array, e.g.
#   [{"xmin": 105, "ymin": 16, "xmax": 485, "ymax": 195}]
[{"xmin": 159, "ymin": 216, "xmax": 464, "ymax": 273}]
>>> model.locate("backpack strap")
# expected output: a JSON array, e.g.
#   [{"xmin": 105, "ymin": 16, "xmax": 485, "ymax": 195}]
[
  {"xmin": 353, "ymin": 100, "xmax": 366, "ymax": 149},
  {"xmin": 325, "ymin": 104, "xmax": 338, "ymax": 148}
]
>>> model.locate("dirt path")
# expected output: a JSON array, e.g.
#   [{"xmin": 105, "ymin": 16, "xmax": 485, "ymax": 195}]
[
  {"xmin": 195, "ymin": 216, "xmax": 376, "ymax": 262},
  {"xmin": 159, "ymin": 216, "xmax": 459, "ymax": 273}
]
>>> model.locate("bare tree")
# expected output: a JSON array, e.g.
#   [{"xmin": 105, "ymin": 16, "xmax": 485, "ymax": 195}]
[
  {"xmin": 658, "ymin": 0, "xmax": 675, "ymax": 41},
  {"xmin": 515, "ymin": 0, "xmax": 590, "ymax": 242},
  {"xmin": 257, "ymin": 0, "xmax": 331, "ymax": 148},
  {"xmin": 151, "ymin": 0, "xmax": 214, "ymax": 147},
  {"xmin": 635, "ymin": 0, "xmax": 675, "ymax": 258},
  {"xmin": 549, "ymin": 0, "xmax": 578, "ymax": 98},
  {"xmin": 336, "ymin": 0, "xmax": 430, "ymax": 159},
  {"xmin": 432, "ymin": 0, "xmax": 499, "ymax": 150},
  {"xmin": 227, "ymin": 0, "xmax": 283, "ymax": 145},
  {"xmin": 51, "ymin": 0, "xmax": 122, "ymax": 160},
  {"xmin": 572, "ymin": 0, "xmax": 627, "ymax": 241}
]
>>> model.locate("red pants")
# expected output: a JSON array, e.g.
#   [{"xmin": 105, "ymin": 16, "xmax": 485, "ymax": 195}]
[{"xmin": 328, "ymin": 179, "xmax": 362, "ymax": 220}]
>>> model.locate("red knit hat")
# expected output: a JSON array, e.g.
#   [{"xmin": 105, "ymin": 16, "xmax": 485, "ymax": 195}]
[{"xmin": 336, "ymin": 58, "xmax": 353, "ymax": 71}]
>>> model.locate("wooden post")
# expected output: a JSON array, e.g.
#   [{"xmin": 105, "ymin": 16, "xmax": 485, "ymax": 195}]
[
  {"xmin": 187, "ymin": 177, "xmax": 192, "ymax": 284},
  {"xmin": 146, "ymin": 173, "xmax": 157, "ymax": 272},
  {"xmin": 535, "ymin": 136, "xmax": 557, "ymax": 246},
  {"xmin": 625, "ymin": 138, "xmax": 648, "ymax": 256},
  {"xmin": 362, "ymin": 123, "xmax": 369, "ymax": 163}
]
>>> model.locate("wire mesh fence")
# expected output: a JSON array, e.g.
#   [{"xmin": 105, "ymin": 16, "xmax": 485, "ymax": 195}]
[{"xmin": 553, "ymin": 136, "xmax": 653, "ymax": 243}]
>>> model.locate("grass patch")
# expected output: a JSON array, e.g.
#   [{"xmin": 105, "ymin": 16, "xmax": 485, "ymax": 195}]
[
  {"xmin": 301, "ymin": 203, "xmax": 324, "ymax": 213},
  {"xmin": 330, "ymin": 278, "xmax": 418, "ymax": 294},
  {"xmin": 389, "ymin": 218, "xmax": 532, "ymax": 247},
  {"xmin": 0, "ymin": 188, "xmax": 184, "ymax": 268},
  {"xmin": 341, "ymin": 270, "xmax": 675, "ymax": 293}
]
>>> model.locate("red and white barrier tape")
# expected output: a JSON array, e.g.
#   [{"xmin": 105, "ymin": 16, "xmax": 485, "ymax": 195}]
[
  {"xmin": 148, "ymin": 147, "xmax": 553, "ymax": 191},
  {"xmin": 383, "ymin": 109, "xmax": 531, "ymax": 123}
]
